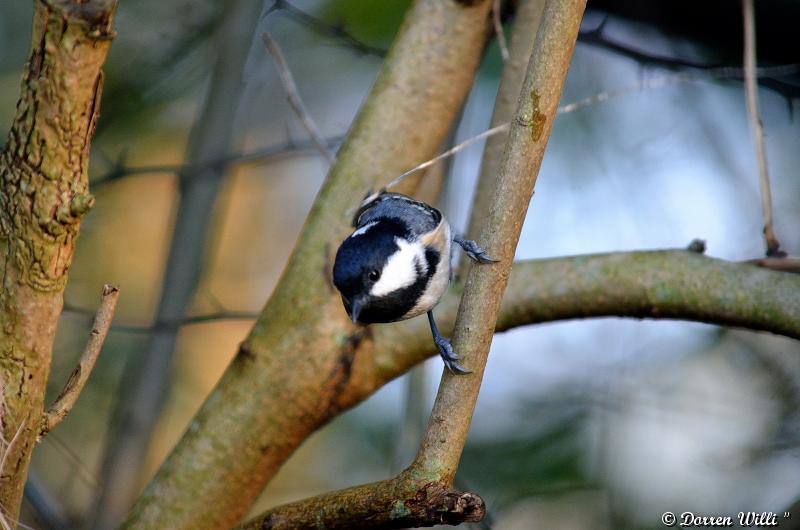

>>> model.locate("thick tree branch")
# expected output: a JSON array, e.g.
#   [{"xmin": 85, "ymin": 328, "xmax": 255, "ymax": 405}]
[
  {"xmin": 41, "ymin": 285, "xmax": 119, "ymax": 437},
  {"xmin": 125, "ymin": 1, "xmax": 495, "ymax": 527},
  {"xmin": 239, "ymin": 474, "xmax": 484, "ymax": 530},
  {"xmin": 376, "ymin": 251, "xmax": 800, "ymax": 375},
  {"xmin": 0, "ymin": 0, "xmax": 117, "ymax": 520}
]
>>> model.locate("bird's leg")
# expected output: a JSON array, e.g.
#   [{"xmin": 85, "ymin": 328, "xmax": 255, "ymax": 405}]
[
  {"xmin": 427, "ymin": 311, "xmax": 471, "ymax": 375},
  {"xmin": 453, "ymin": 235, "xmax": 498, "ymax": 264}
]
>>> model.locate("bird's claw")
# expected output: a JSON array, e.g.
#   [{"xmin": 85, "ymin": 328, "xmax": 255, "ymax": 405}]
[
  {"xmin": 454, "ymin": 237, "xmax": 498, "ymax": 264},
  {"xmin": 435, "ymin": 336, "xmax": 472, "ymax": 375}
]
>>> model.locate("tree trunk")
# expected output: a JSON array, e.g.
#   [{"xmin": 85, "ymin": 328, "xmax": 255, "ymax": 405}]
[{"xmin": 0, "ymin": 0, "xmax": 117, "ymax": 523}]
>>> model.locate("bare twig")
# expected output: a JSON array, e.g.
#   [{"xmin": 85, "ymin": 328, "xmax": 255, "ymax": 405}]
[
  {"xmin": 91, "ymin": 135, "xmax": 344, "ymax": 187},
  {"xmin": 261, "ymin": 32, "xmax": 336, "ymax": 163},
  {"xmin": 363, "ymin": 123, "xmax": 510, "ymax": 204},
  {"xmin": 370, "ymin": 61, "xmax": 799, "ymax": 207},
  {"xmin": 42, "ymin": 285, "xmax": 119, "ymax": 437},
  {"xmin": 742, "ymin": 0, "xmax": 783, "ymax": 257},
  {"xmin": 272, "ymin": 0, "xmax": 387, "ymax": 58},
  {"xmin": 558, "ymin": 63, "xmax": 799, "ymax": 114},
  {"xmin": 493, "ymin": 0, "xmax": 510, "ymax": 61},
  {"xmin": 746, "ymin": 257, "xmax": 800, "ymax": 273}
]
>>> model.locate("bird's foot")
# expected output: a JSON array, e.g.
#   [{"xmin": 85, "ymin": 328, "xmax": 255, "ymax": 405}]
[
  {"xmin": 435, "ymin": 336, "xmax": 472, "ymax": 375},
  {"xmin": 454, "ymin": 236, "xmax": 498, "ymax": 264}
]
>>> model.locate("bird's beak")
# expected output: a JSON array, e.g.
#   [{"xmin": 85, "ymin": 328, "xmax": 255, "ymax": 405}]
[{"xmin": 350, "ymin": 296, "xmax": 364, "ymax": 323}]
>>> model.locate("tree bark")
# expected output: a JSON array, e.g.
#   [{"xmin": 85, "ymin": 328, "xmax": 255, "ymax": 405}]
[{"xmin": 0, "ymin": 0, "xmax": 117, "ymax": 523}]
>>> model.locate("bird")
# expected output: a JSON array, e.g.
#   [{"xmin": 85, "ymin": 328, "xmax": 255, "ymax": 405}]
[{"xmin": 333, "ymin": 191, "xmax": 497, "ymax": 374}]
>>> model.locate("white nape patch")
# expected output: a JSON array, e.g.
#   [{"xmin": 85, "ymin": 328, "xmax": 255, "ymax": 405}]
[
  {"xmin": 350, "ymin": 221, "xmax": 378, "ymax": 238},
  {"xmin": 370, "ymin": 238, "xmax": 426, "ymax": 297}
]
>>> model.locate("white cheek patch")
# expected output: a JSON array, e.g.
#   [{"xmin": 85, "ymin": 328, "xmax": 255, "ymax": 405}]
[
  {"xmin": 370, "ymin": 238, "xmax": 426, "ymax": 297},
  {"xmin": 350, "ymin": 221, "xmax": 378, "ymax": 237}
]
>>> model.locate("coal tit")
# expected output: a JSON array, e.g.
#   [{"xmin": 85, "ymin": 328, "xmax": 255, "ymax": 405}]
[{"xmin": 333, "ymin": 192, "xmax": 496, "ymax": 374}]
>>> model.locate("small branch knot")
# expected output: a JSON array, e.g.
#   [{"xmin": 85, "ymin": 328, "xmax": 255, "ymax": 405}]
[{"xmin": 687, "ymin": 239, "xmax": 706, "ymax": 253}]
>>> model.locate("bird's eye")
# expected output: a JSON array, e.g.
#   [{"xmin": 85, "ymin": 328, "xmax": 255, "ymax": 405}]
[{"xmin": 368, "ymin": 269, "xmax": 380, "ymax": 281}]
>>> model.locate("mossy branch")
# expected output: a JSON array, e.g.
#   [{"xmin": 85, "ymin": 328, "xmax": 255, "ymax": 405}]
[
  {"xmin": 376, "ymin": 250, "xmax": 800, "ymax": 375},
  {"xmin": 238, "ymin": 473, "xmax": 484, "ymax": 530}
]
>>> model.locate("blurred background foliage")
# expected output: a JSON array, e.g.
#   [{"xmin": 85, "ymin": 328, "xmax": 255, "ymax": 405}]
[{"xmin": 1, "ymin": 0, "xmax": 800, "ymax": 528}]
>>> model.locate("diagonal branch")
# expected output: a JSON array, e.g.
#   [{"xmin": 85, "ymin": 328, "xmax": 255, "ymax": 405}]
[
  {"xmin": 412, "ymin": 0, "xmax": 586, "ymax": 483},
  {"xmin": 467, "ymin": 0, "xmax": 545, "ymax": 259},
  {"xmin": 261, "ymin": 32, "xmax": 336, "ymax": 163},
  {"xmin": 41, "ymin": 285, "xmax": 119, "ymax": 437},
  {"xmin": 742, "ymin": 0, "xmax": 783, "ymax": 257}
]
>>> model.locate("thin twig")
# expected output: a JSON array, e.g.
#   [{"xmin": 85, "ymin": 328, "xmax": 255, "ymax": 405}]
[
  {"xmin": 41, "ymin": 285, "xmax": 119, "ymax": 437},
  {"xmin": 492, "ymin": 0, "xmax": 510, "ymax": 62},
  {"xmin": 91, "ymin": 135, "xmax": 345, "ymax": 187},
  {"xmin": 746, "ymin": 257, "xmax": 800, "ymax": 273},
  {"xmin": 366, "ymin": 62, "xmax": 799, "ymax": 206},
  {"xmin": 261, "ymin": 32, "xmax": 336, "ymax": 163},
  {"xmin": 742, "ymin": 0, "xmax": 783, "ymax": 257},
  {"xmin": 61, "ymin": 305, "xmax": 258, "ymax": 334},
  {"xmin": 273, "ymin": 0, "xmax": 387, "ymax": 58},
  {"xmin": 362, "ymin": 123, "xmax": 510, "ymax": 205},
  {"xmin": 89, "ymin": 61, "xmax": 795, "ymax": 190}
]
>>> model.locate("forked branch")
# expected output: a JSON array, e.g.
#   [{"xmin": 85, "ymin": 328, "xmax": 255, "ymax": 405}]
[{"xmin": 239, "ymin": 0, "xmax": 587, "ymax": 526}]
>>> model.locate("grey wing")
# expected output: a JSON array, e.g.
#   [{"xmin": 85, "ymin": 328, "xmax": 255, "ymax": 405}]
[{"xmin": 355, "ymin": 192, "xmax": 442, "ymax": 239}]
